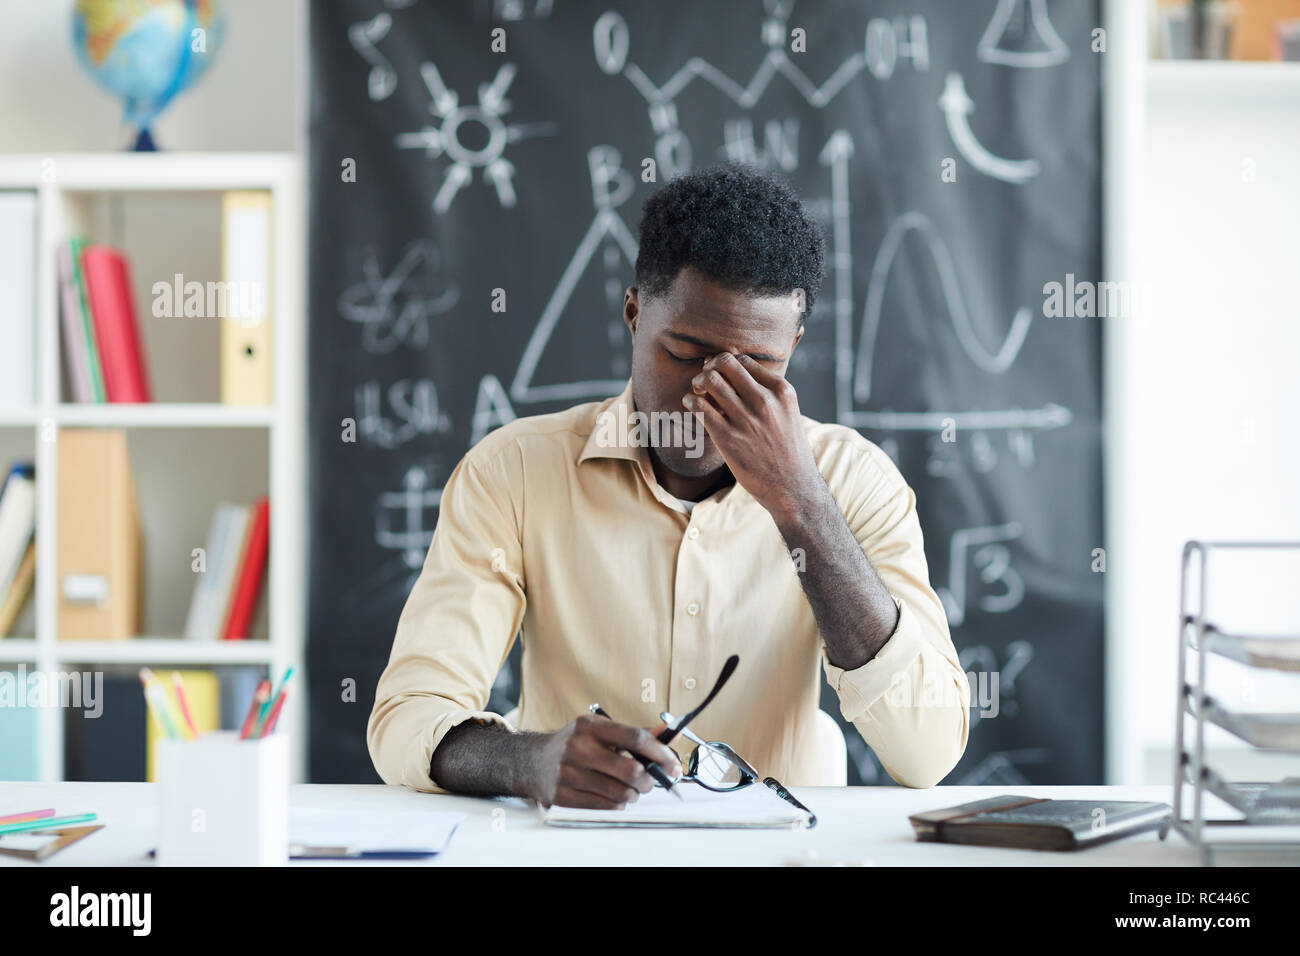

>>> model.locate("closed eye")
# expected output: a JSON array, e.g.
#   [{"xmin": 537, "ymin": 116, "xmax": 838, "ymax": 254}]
[{"xmin": 666, "ymin": 350, "xmax": 706, "ymax": 365}]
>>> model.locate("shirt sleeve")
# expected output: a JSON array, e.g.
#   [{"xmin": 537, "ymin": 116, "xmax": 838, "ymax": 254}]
[
  {"xmin": 366, "ymin": 449, "xmax": 525, "ymax": 793},
  {"xmin": 819, "ymin": 448, "xmax": 971, "ymax": 788}
]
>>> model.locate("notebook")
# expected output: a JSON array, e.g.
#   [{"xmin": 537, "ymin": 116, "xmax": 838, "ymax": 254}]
[
  {"xmin": 540, "ymin": 781, "xmax": 814, "ymax": 828},
  {"xmin": 910, "ymin": 795, "xmax": 1172, "ymax": 851}
]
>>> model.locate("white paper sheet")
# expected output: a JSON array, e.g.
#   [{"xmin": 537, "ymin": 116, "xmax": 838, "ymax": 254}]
[
  {"xmin": 539, "ymin": 782, "xmax": 813, "ymax": 828},
  {"xmin": 289, "ymin": 808, "xmax": 465, "ymax": 855}
]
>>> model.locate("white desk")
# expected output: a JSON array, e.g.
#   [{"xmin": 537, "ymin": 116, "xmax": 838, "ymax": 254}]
[{"xmin": 0, "ymin": 782, "xmax": 1225, "ymax": 866}]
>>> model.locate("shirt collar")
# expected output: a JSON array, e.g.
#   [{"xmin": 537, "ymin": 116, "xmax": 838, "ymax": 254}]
[
  {"xmin": 577, "ymin": 379, "xmax": 751, "ymax": 509},
  {"xmin": 577, "ymin": 378, "xmax": 642, "ymax": 465}
]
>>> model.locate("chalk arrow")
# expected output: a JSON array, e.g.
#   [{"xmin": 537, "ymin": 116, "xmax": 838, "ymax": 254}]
[
  {"xmin": 842, "ymin": 403, "xmax": 1072, "ymax": 433},
  {"xmin": 485, "ymin": 158, "xmax": 517, "ymax": 208},
  {"xmin": 394, "ymin": 126, "xmax": 444, "ymax": 158},
  {"xmin": 478, "ymin": 63, "xmax": 516, "ymax": 114},
  {"xmin": 419, "ymin": 61, "xmax": 459, "ymax": 117},
  {"xmin": 433, "ymin": 163, "xmax": 472, "ymax": 213},
  {"xmin": 817, "ymin": 128, "xmax": 854, "ymax": 165},
  {"xmin": 819, "ymin": 129, "xmax": 855, "ymax": 424},
  {"xmin": 938, "ymin": 72, "xmax": 1040, "ymax": 184}
]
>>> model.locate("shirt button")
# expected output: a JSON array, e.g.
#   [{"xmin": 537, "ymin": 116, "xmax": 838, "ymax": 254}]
[
  {"xmin": 687, "ymin": 527, "xmax": 700, "ymax": 540},
  {"xmin": 686, "ymin": 602, "xmax": 700, "ymax": 616},
  {"xmin": 684, "ymin": 677, "xmax": 697, "ymax": 690}
]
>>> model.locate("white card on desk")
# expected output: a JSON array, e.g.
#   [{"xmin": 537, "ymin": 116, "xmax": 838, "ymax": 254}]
[
  {"xmin": 539, "ymin": 782, "xmax": 812, "ymax": 828},
  {"xmin": 289, "ymin": 809, "xmax": 466, "ymax": 856}
]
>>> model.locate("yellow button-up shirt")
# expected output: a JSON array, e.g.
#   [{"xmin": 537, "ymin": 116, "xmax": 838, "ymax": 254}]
[{"xmin": 368, "ymin": 380, "xmax": 970, "ymax": 792}]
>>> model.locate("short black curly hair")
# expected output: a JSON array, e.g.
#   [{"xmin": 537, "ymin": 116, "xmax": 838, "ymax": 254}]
[{"xmin": 634, "ymin": 164, "xmax": 825, "ymax": 324}]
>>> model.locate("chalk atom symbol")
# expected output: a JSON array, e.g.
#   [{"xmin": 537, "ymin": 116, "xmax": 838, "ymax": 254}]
[
  {"xmin": 336, "ymin": 240, "xmax": 460, "ymax": 355},
  {"xmin": 396, "ymin": 61, "xmax": 557, "ymax": 213}
]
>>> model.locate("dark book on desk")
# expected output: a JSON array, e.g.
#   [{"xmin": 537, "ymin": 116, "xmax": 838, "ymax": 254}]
[{"xmin": 910, "ymin": 795, "xmax": 1172, "ymax": 851}]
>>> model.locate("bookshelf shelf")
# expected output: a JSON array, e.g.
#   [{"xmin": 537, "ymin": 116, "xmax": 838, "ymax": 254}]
[
  {"xmin": 1147, "ymin": 60, "xmax": 1300, "ymax": 102},
  {"xmin": 0, "ymin": 640, "xmax": 38, "ymax": 663},
  {"xmin": 0, "ymin": 409, "xmax": 40, "ymax": 427},
  {"xmin": 54, "ymin": 639, "xmax": 277, "ymax": 666},
  {"xmin": 55, "ymin": 403, "xmax": 274, "ymax": 428},
  {"xmin": 0, "ymin": 151, "xmax": 305, "ymax": 784},
  {"xmin": 0, "ymin": 153, "xmax": 300, "ymax": 192}
]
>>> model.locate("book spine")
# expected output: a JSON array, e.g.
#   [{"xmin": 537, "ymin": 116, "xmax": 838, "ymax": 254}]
[
  {"xmin": 0, "ymin": 465, "xmax": 37, "ymax": 603},
  {"xmin": 82, "ymin": 245, "xmax": 151, "ymax": 403},
  {"xmin": 208, "ymin": 506, "xmax": 250, "ymax": 641},
  {"xmin": 221, "ymin": 192, "xmax": 273, "ymax": 405},
  {"xmin": 58, "ymin": 242, "xmax": 92, "ymax": 404},
  {"xmin": 72, "ymin": 239, "xmax": 106, "ymax": 403},
  {"xmin": 220, "ymin": 497, "xmax": 269, "ymax": 641},
  {"xmin": 0, "ymin": 540, "xmax": 36, "ymax": 637}
]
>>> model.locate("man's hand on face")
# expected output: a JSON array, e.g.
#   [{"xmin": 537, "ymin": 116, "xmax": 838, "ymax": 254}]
[
  {"xmin": 682, "ymin": 352, "xmax": 823, "ymax": 523},
  {"xmin": 526, "ymin": 714, "xmax": 682, "ymax": 809}
]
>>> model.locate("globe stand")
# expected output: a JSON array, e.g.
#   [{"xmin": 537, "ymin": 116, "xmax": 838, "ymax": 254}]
[{"xmin": 131, "ymin": 127, "xmax": 159, "ymax": 152}]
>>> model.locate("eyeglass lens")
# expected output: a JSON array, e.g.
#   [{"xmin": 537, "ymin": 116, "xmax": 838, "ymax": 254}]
[{"xmin": 691, "ymin": 743, "xmax": 749, "ymax": 790}]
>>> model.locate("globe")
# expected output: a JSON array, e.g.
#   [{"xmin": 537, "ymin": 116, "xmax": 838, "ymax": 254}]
[{"xmin": 73, "ymin": 0, "xmax": 226, "ymax": 151}]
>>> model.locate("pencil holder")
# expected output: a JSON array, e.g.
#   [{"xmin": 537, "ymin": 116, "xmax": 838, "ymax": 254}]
[{"xmin": 156, "ymin": 731, "xmax": 288, "ymax": 866}]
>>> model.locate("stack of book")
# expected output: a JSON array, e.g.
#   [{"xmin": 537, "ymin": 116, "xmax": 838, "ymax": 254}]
[
  {"xmin": 184, "ymin": 497, "xmax": 270, "ymax": 641},
  {"xmin": 0, "ymin": 463, "xmax": 36, "ymax": 637},
  {"xmin": 59, "ymin": 238, "xmax": 152, "ymax": 404}
]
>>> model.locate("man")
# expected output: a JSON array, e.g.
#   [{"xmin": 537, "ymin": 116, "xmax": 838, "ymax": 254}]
[{"xmin": 368, "ymin": 164, "xmax": 970, "ymax": 808}]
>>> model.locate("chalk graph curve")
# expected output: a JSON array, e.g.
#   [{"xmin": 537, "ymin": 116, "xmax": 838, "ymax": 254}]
[{"xmin": 854, "ymin": 211, "xmax": 1034, "ymax": 404}]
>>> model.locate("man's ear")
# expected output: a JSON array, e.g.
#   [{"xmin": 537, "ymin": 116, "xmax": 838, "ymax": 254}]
[
  {"xmin": 624, "ymin": 286, "xmax": 639, "ymax": 336},
  {"xmin": 777, "ymin": 323, "xmax": 805, "ymax": 377}
]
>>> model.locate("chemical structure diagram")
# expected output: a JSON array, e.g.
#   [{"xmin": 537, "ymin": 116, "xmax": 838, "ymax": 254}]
[{"xmin": 592, "ymin": 0, "xmax": 929, "ymax": 179}]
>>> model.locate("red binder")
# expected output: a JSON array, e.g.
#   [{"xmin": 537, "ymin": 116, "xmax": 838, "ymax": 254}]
[
  {"xmin": 221, "ymin": 497, "xmax": 269, "ymax": 641},
  {"xmin": 80, "ymin": 245, "xmax": 152, "ymax": 403}
]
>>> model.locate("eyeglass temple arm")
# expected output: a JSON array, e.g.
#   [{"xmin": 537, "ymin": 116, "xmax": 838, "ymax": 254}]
[
  {"xmin": 656, "ymin": 654, "xmax": 739, "ymax": 747},
  {"xmin": 659, "ymin": 712, "xmax": 709, "ymax": 749},
  {"xmin": 765, "ymin": 777, "xmax": 817, "ymax": 828}
]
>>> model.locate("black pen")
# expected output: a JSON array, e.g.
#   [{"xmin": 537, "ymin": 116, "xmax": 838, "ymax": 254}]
[{"xmin": 588, "ymin": 703, "xmax": 684, "ymax": 801}]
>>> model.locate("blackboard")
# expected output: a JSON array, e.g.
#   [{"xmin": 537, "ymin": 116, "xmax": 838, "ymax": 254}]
[{"xmin": 308, "ymin": 0, "xmax": 1103, "ymax": 786}]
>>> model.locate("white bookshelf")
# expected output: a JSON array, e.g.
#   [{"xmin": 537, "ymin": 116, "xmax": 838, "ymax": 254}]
[
  {"xmin": 1147, "ymin": 59, "xmax": 1300, "ymax": 102},
  {"xmin": 0, "ymin": 152, "xmax": 305, "ymax": 784}
]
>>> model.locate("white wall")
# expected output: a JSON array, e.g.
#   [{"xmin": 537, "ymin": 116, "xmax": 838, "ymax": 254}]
[
  {"xmin": 1112, "ymin": 63, "xmax": 1300, "ymax": 784},
  {"xmin": 0, "ymin": 0, "xmax": 303, "ymax": 153}
]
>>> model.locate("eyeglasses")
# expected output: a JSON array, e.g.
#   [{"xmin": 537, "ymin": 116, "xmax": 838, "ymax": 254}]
[
  {"xmin": 660, "ymin": 711, "xmax": 761, "ymax": 792},
  {"xmin": 653, "ymin": 656, "xmax": 817, "ymax": 826}
]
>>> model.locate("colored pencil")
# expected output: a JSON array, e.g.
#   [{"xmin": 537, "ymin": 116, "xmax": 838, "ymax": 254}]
[
  {"xmin": 139, "ymin": 669, "xmax": 181, "ymax": 740},
  {"xmin": 239, "ymin": 680, "xmax": 272, "ymax": 740},
  {"xmin": 0, "ymin": 812, "xmax": 97, "ymax": 836},
  {"xmin": 0, "ymin": 808, "xmax": 55, "ymax": 826},
  {"xmin": 258, "ymin": 686, "xmax": 289, "ymax": 738},
  {"xmin": 171, "ymin": 671, "xmax": 200, "ymax": 740},
  {"xmin": 253, "ymin": 668, "xmax": 293, "ymax": 738}
]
